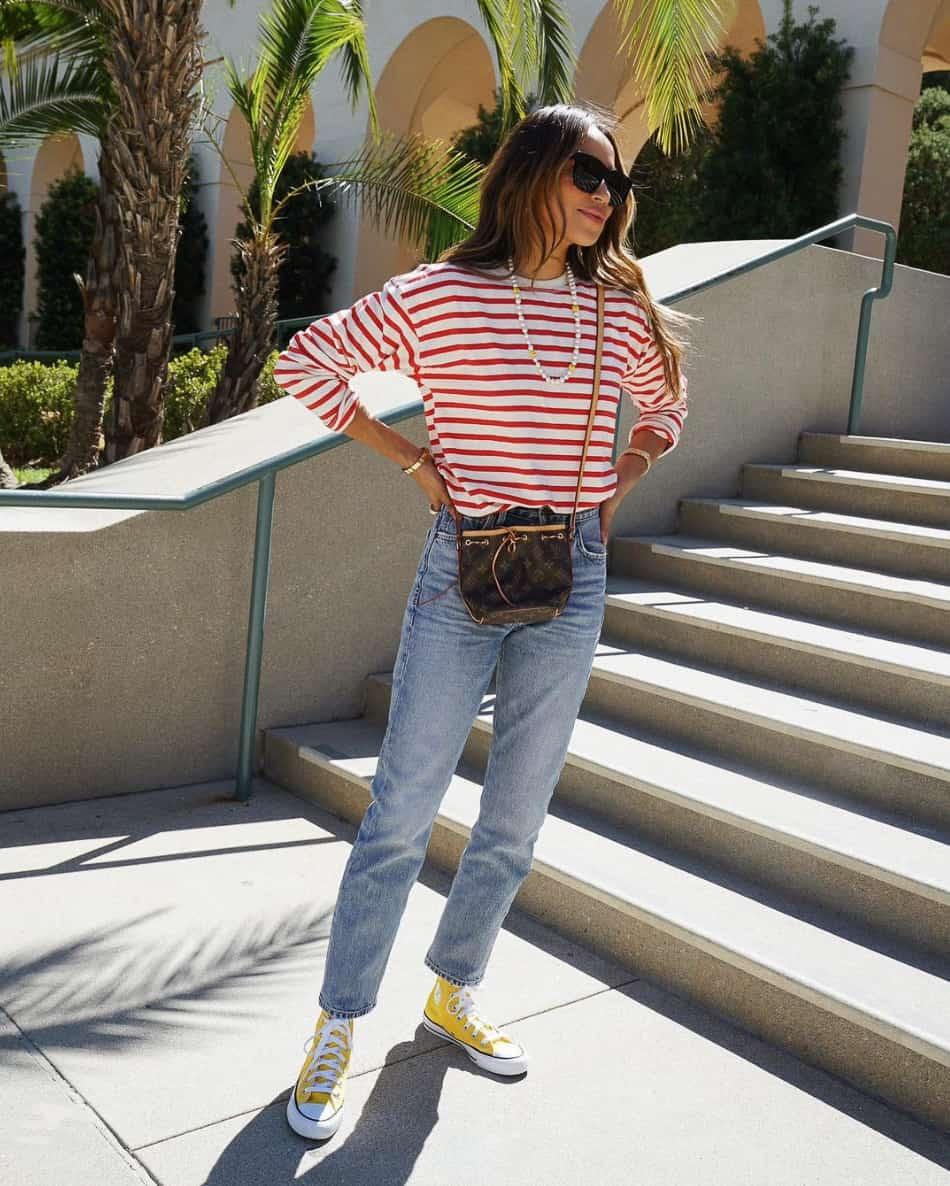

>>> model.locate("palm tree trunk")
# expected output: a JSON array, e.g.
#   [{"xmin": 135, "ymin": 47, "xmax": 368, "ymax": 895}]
[
  {"xmin": 100, "ymin": 0, "xmax": 204, "ymax": 461},
  {"xmin": 43, "ymin": 136, "xmax": 120, "ymax": 483},
  {"xmin": 0, "ymin": 446, "xmax": 17, "ymax": 489},
  {"xmin": 204, "ymin": 227, "xmax": 286, "ymax": 424}
]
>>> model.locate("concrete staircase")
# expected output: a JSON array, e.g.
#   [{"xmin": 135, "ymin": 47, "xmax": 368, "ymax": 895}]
[{"xmin": 263, "ymin": 432, "xmax": 950, "ymax": 1135}]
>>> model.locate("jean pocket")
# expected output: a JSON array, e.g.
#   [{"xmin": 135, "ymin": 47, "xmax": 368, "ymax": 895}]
[
  {"xmin": 575, "ymin": 509, "xmax": 607, "ymax": 562},
  {"xmin": 433, "ymin": 506, "xmax": 459, "ymax": 543}
]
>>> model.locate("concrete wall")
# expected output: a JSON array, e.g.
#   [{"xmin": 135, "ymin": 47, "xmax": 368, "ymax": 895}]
[{"xmin": 2, "ymin": 242, "xmax": 948, "ymax": 810}]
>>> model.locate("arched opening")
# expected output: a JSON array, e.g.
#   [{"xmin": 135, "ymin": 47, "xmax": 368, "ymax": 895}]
[
  {"xmin": 351, "ymin": 17, "xmax": 495, "ymax": 296},
  {"xmin": 921, "ymin": 0, "xmax": 950, "ymax": 70},
  {"xmin": 26, "ymin": 133, "xmax": 85, "ymax": 348},
  {"xmin": 208, "ymin": 99, "xmax": 316, "ymax": 324}
]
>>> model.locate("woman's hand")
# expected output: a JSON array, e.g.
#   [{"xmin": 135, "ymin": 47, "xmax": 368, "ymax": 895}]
[
  {"xmin": 597, "ymin": 493, "xmax": 619, "ymax": 545},
  {"xmin": 598, "ymin": 453, "xmax": 653, "ymax": 542},
  {"xmin": 412, "ymin": 456, "xmax": 455, "ymax": 515}
]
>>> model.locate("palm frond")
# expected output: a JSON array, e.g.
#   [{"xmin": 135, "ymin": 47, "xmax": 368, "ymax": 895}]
[
  {"xmin": 0, "ymin": 0, "xmax": 101, "ymax": 78},
  {"xmin": 276, "ymin": 132, "xmax": 483, "ymax": 260},
  {"xmin": 612, "ymin": 0, "xmax": 736, "ymax": 154},
  {"xmin": 223, "ymin": 0, "xmax": 376, "ymax": 225},
  {"xmin": 512, "ymin": 0, "xmax": 576, "ymax": 107},
  {"xmin": 336, "ymin": 1, "xmax": 377, "ymax": 137},
  {"xmin": 0, "ymin": 52, "xmax": 103, "ymax": 143},
  {"xmin": 474, "ymin": 0, "xmax": 525, "ymax": 131}
]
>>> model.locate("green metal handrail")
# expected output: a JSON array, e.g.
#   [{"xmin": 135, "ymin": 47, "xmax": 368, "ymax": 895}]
[
  {"xmin": 0, "ymin": 212, "xmax": 897, "ymax": 801},
  {"xmin": 0, "ymin": 315, "xmax": 318, "ymax": 365}
]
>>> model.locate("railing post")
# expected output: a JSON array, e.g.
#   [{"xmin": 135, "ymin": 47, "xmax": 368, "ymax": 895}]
[
  {"xmin": 846, "ymin": 222, "xmax": 897, "ymax": 435},
  {"xmin": 235, "ymin": 470, "xmax": 277, "ymax": 801}
]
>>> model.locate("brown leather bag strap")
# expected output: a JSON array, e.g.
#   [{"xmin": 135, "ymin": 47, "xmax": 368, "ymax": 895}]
[{"xmin": 569, "ymin": 283, "xmax": 605, "ymax": 532}]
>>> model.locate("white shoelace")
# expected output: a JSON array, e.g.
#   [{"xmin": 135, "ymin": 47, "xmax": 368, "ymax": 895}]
[
  {"xmin": 301, "ymin": 1017, "xmax": 352, "ymax": 1094},
  {"xmin": 446, "ymin": 985, "xmax": 500, "ymax": 1044}
]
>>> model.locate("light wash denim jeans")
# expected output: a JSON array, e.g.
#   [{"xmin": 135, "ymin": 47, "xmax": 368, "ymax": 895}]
[{"xmin": 318, "ymin": 501, "xmax": 608, "ymax": 1018}]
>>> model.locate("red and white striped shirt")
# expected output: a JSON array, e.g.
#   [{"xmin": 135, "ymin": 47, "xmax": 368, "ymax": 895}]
[{"xmin": 273, "ymin": 261, "xmax": 688, "ymax": 515}]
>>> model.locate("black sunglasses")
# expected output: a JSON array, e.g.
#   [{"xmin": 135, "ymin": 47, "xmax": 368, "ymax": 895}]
[{"xmin": 569, "ymin": 151, "xmax": 632, "ymax": 208}]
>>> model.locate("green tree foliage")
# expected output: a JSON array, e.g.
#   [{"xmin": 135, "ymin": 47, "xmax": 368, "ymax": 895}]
[
  {"xmin": 0, "ymin": 187, "xmax": 25, "ymax": 350},
  {"xmin": 172, "ymin": 153, "xmax": 209, "ymax": 334},
  {"xmin": 897, "ymin": 84, "xmax": 950, "ymax": 276},
  {"xmin": 693, "ymin": 1, "xmax": 853, "ymax": 241},
  {"xmin": 230, "ymin": 150, "xmax": 337, "ymax": 319},
  {"xmin": 631, "ymin": 0, "xmax": 853, "ymax": 255},
  {"xmin": 629, "ymin": 126, "xmax": 713, "ymax": 257},
  {"xmin": 32, "ymin": 166, "xmax": 97, "ymax": 350}
]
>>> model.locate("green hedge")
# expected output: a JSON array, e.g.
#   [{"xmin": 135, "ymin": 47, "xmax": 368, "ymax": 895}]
[{"xmin": 0, "ymin": 346, "xmax": 285, "ymax": 467}]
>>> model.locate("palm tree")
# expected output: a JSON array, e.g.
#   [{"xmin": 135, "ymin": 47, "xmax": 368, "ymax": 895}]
[
  {"xmin": 97, "ymin": 0, "xmax": 205, "ymax": 460},
  {"xmin": 203, "ymin": 0, "xmax": 380, "ymax": 423},
  {"xmin": 1, "ymin": 0, "xmax": 204, "ymax": 470},
  {"xmin": 1, "ymin": 4, "xmax": 117, "ymax": 484}
]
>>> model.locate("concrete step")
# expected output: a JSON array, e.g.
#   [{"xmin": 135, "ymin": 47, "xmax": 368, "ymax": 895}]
[
  {"xmin": 577, "ymin": 640, "xmax": 950, "ymax": 831},
  {"xmin": 678, "ymin": 497, "xmax": 950, "ymax": 583},
  {"xmin": 264, "ymin": 716, "xmax": 950, "ymax": 1133},
  {"xmin": 359, "ymin": 669, "xmax": 950, "ymax": 959},
  {"xmin": 614, "ymin": 533, "xmax": 950, "ymax": 648},
  {"xmin": 799, "ymin": 433, "xmax": 950, "ymax": 482},
  {"xmin": 741, "ymin": 465, "xmax": 950, "ymax": 528},
  {"xmin": 602, "ymin": 577, "xmax": 950, "ymax": 727}
]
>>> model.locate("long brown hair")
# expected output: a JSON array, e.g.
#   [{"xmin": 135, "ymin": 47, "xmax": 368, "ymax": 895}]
[{"xmin": 440, "ymin": 102, "xmax": 697, "ymax": 400}]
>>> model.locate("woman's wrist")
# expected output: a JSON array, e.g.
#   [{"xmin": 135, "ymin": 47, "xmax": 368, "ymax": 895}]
[{"xmin": 613, "ymin": 451, "xmax": 650, "ymax": 498}]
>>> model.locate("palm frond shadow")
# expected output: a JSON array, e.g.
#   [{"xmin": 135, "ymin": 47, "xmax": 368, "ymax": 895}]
[{"xmin": 0, "ymin": 903, "xmax": 333, "ymax": 1055}]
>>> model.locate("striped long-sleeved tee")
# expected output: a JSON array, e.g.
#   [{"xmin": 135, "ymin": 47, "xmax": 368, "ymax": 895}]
[{"xmin": 273, "ymin": 260, "xmax": 688, "ymax": 516}]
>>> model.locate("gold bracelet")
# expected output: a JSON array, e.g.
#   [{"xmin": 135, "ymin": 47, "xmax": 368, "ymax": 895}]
[
  {"xmin": 401, "ymin": 446, "xmax": 430, "ymax": 475},
  {"xmin": 619, "ymin": 446, "xmax": 652, "ymax": 473}
]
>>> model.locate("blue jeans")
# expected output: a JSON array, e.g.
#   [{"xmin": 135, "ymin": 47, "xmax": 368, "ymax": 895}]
[{"xmin": 318, "ymin": 501, "xmax": 608, "ymax": 1017}]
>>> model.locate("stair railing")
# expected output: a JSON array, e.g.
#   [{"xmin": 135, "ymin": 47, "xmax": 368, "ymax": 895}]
[{"xmin": 0, "ymin": 212, "xmax": 897, "ymax": 801}]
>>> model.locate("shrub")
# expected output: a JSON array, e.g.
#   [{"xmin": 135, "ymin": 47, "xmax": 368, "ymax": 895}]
[
  {"xmin": 32, "ymin": 167, "xmax": 98, "ymax": 350},
  {"xmin": 0, "ymin": 347, "xmax": 289, "ymax": 466},
  {"xmin": 630, "ymin": 128, "xmax": 713, "ymax": 258},
  {"xmin": 693, "ymin": 1, "xmax": 853, "ymax": 241},
  {"xmin": 172, "ymin": 153, "xmax": 210, "ymax": 335},
  {"xmin": 0, "ymin": 359, "xmax": 77, "ymax": 465},
  {"xmin": 896, "ymin": 85, "xmax": 950, "ymax": 276},
  {"xmin": 0, "ymin": 188, "xmax": 25, "ymax": 350}
]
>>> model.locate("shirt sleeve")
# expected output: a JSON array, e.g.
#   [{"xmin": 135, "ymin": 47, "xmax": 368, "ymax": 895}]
[
  {"xmin": 620, "ymin": 302, "xmax": 689, "ymax": 454},
  {"xmin": 272, "ymin": 275, "xmax": 420, "ymax": 433}
]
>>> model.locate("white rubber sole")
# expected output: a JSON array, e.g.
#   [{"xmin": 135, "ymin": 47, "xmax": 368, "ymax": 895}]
[
  {"xmin": 422, "ymin": 1014, "xmax": 529, "ymax": 1075},
  {"xmin": 286, "ymin": 1090, "xmax": 344, "ymax": 1140}
]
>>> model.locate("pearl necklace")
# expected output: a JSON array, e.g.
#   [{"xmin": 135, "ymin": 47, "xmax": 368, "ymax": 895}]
[{"xmin": 508, "ymin": 256, "xmax": 582, "ymax": 384}]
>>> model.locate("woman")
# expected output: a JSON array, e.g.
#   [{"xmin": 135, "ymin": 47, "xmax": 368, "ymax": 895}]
[{"xmin": 273, "ymin": 101, "xmax": 691, "ymax": 1141}]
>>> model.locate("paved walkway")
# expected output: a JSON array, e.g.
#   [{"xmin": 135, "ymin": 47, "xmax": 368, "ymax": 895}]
[{"xmin": 1, "ymin": 778, "xmax": 948, "ymax": 1185}]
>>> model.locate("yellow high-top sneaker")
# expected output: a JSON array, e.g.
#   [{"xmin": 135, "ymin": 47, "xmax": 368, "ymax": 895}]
[
  {"xmin": 422, "ymin": 974, "xmax": 528, "ymax": 1075},
  {"xmin": 286, "ymin": 1010, "xmax": 354, "ymax": 1139}
]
